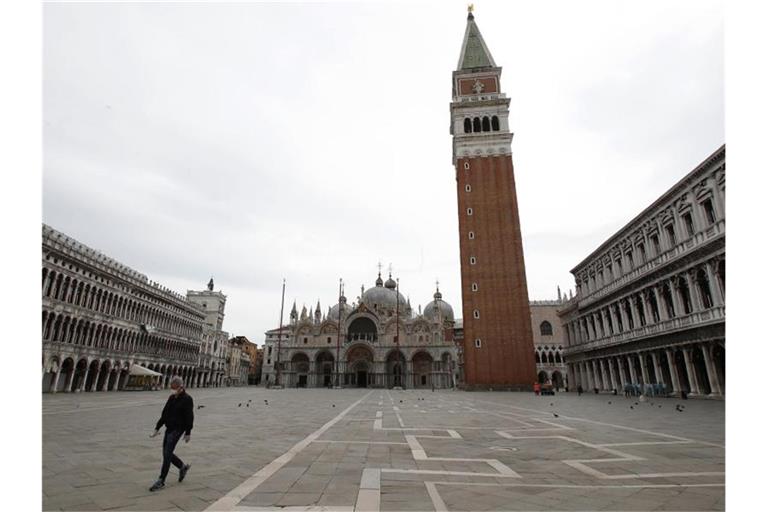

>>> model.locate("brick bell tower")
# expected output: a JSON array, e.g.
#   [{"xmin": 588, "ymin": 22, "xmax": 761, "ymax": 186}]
[{"xmin": 451, "ymin": 8, "xmax": 536, "ymax": 390}]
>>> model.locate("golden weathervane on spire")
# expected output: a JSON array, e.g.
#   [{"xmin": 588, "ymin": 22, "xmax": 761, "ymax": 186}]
[{"xmin": 468, "ymin": 4, "xmax": 474, "ymax": 13}]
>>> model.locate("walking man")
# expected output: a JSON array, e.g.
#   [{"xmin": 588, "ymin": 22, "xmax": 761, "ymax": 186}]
[{"xmin": 149, "ymin": 376, "xmax": 193, "ymax": 491}]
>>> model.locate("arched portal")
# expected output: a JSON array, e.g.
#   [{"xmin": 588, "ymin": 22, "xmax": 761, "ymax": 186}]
[
  {"xmin": 291, "ymin": 353, "xmax": 310, "ymax": 388},
  {"xmin": 346, "ymin": 345, "xmax": 374, "ymax": 388},
  {"xmin": 712, "ymin": 344, "xmax": 725, "ymax": 394},
  {"xmin": 412, "ymin": 351, "xmax": 433, "ymax": 388},
  {"xmin": 692, "ymin": 346, "xmax": 711, "ymax": 395},
  {"xmin": 85, "ymin": 359, "xmax": 100, "ymax": 391},
  {"xmin": 551, "ymin": 370, "xmax": 564, "ymax": 389},
  {"xmin": 315, "ymin": 351, "xmax": 335, "ymax": 388},
  {"xmin": 97, "ymin": 361, "xmax": 111, "ymax": 391},
  {"xmin": 72, "ymin": 358, "xmax": 88, "ymax": 392},
  {"xmin": 386, "ymin": 349, "xmax": 407, "ymax": 388},
  {"xmin": 646, "ymin": 353, "xmax": 657, "ymax": 384},
  {"xmin": 537, "ymin": 370, "xmax": 548, "ymax": 384},
  {"xmin": 674, "ymin": 349, "xmax": 690, "ymax": 393}
]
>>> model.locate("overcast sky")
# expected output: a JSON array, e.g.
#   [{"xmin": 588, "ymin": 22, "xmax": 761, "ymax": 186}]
[{"xmin": 42, "ymin": 0, "xmax": 724, "ymax": 344}]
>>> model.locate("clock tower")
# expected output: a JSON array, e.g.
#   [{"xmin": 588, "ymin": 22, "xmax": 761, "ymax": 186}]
[{"xmin": 451, "ymin": 9, "xmax": 536, "ymax": 390}]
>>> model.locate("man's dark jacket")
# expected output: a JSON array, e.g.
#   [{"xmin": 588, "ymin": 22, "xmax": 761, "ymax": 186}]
[{"xmin": 155, "ymin": 391, "xmax": 194, "ymax": 435}]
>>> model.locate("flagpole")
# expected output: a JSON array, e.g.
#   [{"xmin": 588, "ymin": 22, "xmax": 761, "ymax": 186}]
[
  {"xmin": 275, "ymin": 279, "xmax": 285, "ymax": 388},
  {"xmin": 396, "ymin": 277, "xmax": 402, "ymax": 389},
  {"xmin": 335, "ymin": 278, "xmax": 342, "ymax": 388}
]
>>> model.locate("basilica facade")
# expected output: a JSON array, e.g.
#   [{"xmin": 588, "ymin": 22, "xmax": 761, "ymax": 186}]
[{"xmin": 261, "ymin": 272, "xmax": 458, "ymax": 389}]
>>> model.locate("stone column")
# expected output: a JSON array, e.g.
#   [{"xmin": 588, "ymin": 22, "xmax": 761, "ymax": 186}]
[
  {"xmin": 682, "ymin": 347, "xmax": 701, "ymax": 395},
  {"xmin": 705, "ymin": 261, "xmax": 724, "ymax": 307},
  {"xmin": 49, "ymin": 370, "xmax": 61, "ymax": 393},
  {"xmin": 629, "ymin": 297, "xmax": 641, "ymax": 329},
  {"xmin": 581, "ymin": 363, "xmax": 589, "ymax": 389},
  {"xmin": 616, "ymin": 357, "xmax": 627, "ymax": 388},
  {"xmin": 89, "ymin": 369, "xmax": 101, "ymax": 392},
  {"xmin": 111, "ymin": 371, "xmax": 121, "ymax": 391},
  {"xmin": 609, "ymin": 305, "xmax": 620, "ymax": 333},
  {"xmin": 100, "ymin": 371, "xmax": 110, "ymax": 392},
  {"xmin": 670, "ymin": 278, "xmax": 684, "ymax": 316},
  {"xmin": 686, "ymin": 271, "xmax": 703, "ymax": 312},
  {"xmin": 654, "ymin": 286, "xmax": 669, "ymax": 321},
  {"xmin": 651, "ymin": 352, "xmax": 665, "ymax": 389},
  {"xmin": 619, "ymin": 302, "xmax": 630, "ymax": 332},
  {"xmin": 627, "ymin": 355, "xmax": 638, "ymax": 384},
  {"xmin": 599, "ymin": 359, "xmax": 610, "ymax": 390},
  {"xmin": 702, "ymin": 343, "xmax": 722, "ymax": 396},
  {"xmin": 608, "ymin": 359, "xmax": 619, "ymax": 391},
  {"xmin": 74, "ymin": 367, "xmax": 88, "ymax": 393},
  {"xmin": 63, "ymin": 367, "xmax": 76, "ymax": 393},
  {"xmin": 665, "ymin": 348, "xmax": 681, "ymax": 394},
  {"xmin": 592, "ymin": 360, "xmax": 602, "ymax": 390},
  {"xmin": 638, "ymin": 353, "xmax": 650, "ymax": 388}
]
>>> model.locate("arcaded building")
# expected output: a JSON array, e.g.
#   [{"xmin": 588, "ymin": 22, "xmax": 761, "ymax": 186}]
[
  {"xmin": 559, "ymin": 146, "xmax": 725, "ymax": 398},
  {"xmin": 261, "ymin": 271, "xmax": 458, "ymax": 389},
  {"xmin": 531, "ymin": 296, "xmax": 569, "ymax": 389},
  {"xmin": 451, "ymin": 11, "xmax": 536, "ymax": 389},
  {"xmin": 42, "ymin": 224, "xmax": 206, "ymax": 392}
]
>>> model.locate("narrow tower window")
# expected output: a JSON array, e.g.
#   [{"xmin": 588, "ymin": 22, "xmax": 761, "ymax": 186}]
[
  {"xmin": 471, "ymin": 283, "xmax": 478, "ymax": 291},
  {"xmin": 491, "ymin": 116, "xmax": 500, "ymax": 131},
  {"xmin": 464, "ymin": 162, "xmax": 470, "ymax": 170},
  {"xmin": 482, "ymin": 117, "xmax": 491, "ymax": 132},
  {"xmin": 467, "ymin": 207, "xmax": 473, "ymax": 216},
  {"xmin": 465, "ymin": 184, "xmax": 471, "ymax": 192},
  {"xmin": 470, "ymin": 256, "xmax": 476, "ymax": 265},
  {"xmin": 475, "ymin": 339, "xmax": 482, "ymax": 348},
  {"xmin": 463, "ymin": 118, "xmax": 472, "ymax": 133},
  {"xmin": 473, "ymin": 309, "xmax": 480, "ymax": 319},
  {"xmin": 702, "ymin": 198, "xmax": 717, "ymax": 224},
  {"xmin": 468, "ymin": 231, "xmax": 475, "ymax": 239}
]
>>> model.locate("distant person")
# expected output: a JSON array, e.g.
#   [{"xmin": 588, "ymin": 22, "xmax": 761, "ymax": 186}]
[
  {"xmin": 149, "ymin": 376, "xmax": 193, "ymax": 492},
  {"xmin": 577, "ymin": 384, "xmax": 583, "ymax": 396},
  {"xmin": 533, "ymin": 382, "xmax": 541, "ymax": 396}
]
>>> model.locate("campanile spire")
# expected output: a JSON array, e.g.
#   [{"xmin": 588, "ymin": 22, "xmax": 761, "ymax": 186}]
[{"xmin": 450, "ymin": 10, "xmax": 536, "ymax": 390}]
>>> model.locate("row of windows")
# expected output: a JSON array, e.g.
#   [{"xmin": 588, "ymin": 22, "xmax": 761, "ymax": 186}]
[
  {"xmin": 569, "ymin": 262, "xmax": 724, "ymax": 345},
  {"xmin": 43, "ymin": 267, "xmax": 202, "ymax": 339},
  {"xmin": 578, "ymin": 196, "xmax": 720, "ymax": 296},
  {"xmin": 42, "ymin": 311, "xmax": 198, "ymax": 362},
  {"xmin": 44, "ymin": 252, "xmax": 196, "ymax": 321},
  {"xmin": 463, "ymin": 116, "xmax": 501, "ymax": 133},
  {"xmin": 535, "ymin": 351, "xmax": 563, "ymax": 364}
]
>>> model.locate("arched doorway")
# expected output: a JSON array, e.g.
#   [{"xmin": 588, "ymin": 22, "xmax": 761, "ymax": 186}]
[
  {"xmin": 712, "ymin": 343, "xmax": 725, "ymax": 394},
  {"xmin": 537, "ymin": 370, "xmax": 548, "ymax": 385},
  {"xmin": 412, "ymin": 351, "xmax": 434, "ymax": 388},
  {"xmin": 658, "ymin": 352, "xmax": 673, "ymax": 392},
  {"xmin": 674, "ymin": 349, "xmax": 690, "ymax": 393},
  {"xmin": 97, "ymin": 361, "xmax": 111, "ymax": 391},
  {"xmin": 72, "ymin": 358, "xmax": 88, "ymax": 392},
  {"xmin": 315, "ymin": 351, "xmax": 334, "ymax": 388},
  {"xmin": 346, "ymin": 345, "xmax": 373, "ymax": 388},
  {"xmin": 646, "ymin": 353, "xmax": 657, "ymax": 384},
  {"xmin": 291, "ymin": 353, "xmax": 310, "ymax": 388},
  {"xmin": 85, "ymin": 360, "xmax": 100, "ymax": 391},
  {"xmin": 387, "ymin": 350, "xmax": 406, "ymax": 388},
  {"xmin": 551, "ymin": 371, "xmax": 564, "ymax": 390},
  {"xmin": 693, "ymin": 346, "xmax": 711, "ymax": 395}
]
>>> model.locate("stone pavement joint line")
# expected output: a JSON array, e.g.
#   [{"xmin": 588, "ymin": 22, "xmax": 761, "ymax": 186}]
[{"xmin": 204, "ymin": 391, "xmax": 373, "ymax": 511}]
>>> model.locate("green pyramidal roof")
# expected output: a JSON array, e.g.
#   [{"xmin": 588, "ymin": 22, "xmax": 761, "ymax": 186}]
[{"xmin": 457, "ymin": 13, "xmax": 497, "ymax": 70}]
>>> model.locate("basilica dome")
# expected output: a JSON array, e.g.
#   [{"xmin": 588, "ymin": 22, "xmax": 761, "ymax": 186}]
[
  {"xmin": 362, "ymin": 273, "xmax": 407, "ymax": 311},
  {"xmin": 423, "ymin": 288, "xmax": 454, "ymax": 322},
  {"xmin": 328, "ymin": 295, "xmax": 354, "ymax": 320}
]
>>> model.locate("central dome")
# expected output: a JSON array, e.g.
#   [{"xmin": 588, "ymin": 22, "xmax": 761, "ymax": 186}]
[{"xmin": 362, "ymin": 272, "xmax": 406, "ymax": 311}]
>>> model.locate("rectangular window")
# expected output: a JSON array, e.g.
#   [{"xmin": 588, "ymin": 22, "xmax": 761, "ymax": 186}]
[
  {"xmin": 615, "ymin": 258, "xmax": 622, "ymax": 276},
  {"xmin": 665, "ymin": 224, "xmax": 676, "ymax": 247},
  {"xmin": 327, "ymin": 336, "xmax": 331, "ymax": 344},
  {"xmin": 637, "ymin": 243, "xmax": 646, "ymax": 263},
  {"xmin": 651, "ymin": 234, "xmax": 660, "ymax": 255},
  {"xmin": 626, "ymin": 251, "xmax": 634, "ymax": 269},
  {"xmin": 702, "ymin": 198, "xmax": 717, "ymax": 224},
  {"xmin": 683, "ymin": 212, "xmax": 695, "ymax": 237},
  {"xmin": 606, "ymin": 263, "xmax": 612, "ymax": 281}
]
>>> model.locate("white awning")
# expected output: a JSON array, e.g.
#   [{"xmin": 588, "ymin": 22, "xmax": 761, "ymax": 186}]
[{"xmin": 129, "ymin": 364, "xmax": 163, "ymax": 377}]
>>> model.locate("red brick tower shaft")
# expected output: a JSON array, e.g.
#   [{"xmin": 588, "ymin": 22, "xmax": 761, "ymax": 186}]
[{"xmin": 451, "ymin": 10, "xmax": 536, "ymax": 389}]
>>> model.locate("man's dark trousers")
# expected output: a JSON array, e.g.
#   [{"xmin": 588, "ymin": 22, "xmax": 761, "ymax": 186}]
[{"xmin": 160, "ymin": 429, "xmax": 185, "ymax": 481}]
